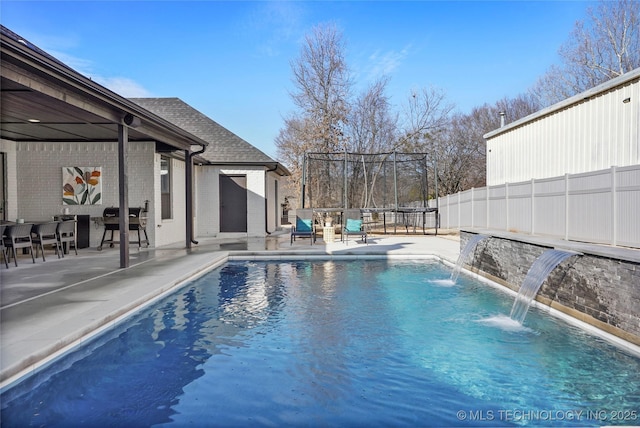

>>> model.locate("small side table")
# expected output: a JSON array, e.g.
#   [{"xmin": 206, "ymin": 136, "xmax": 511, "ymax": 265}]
[{"xmin": 322, "ymin": 226, "xmax": 335, "ymax": 243}]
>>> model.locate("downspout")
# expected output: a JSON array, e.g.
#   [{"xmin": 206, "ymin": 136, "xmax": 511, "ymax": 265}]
[
  {"xmin": 186, "ymin": 143, "xmax": 207, "ymax": 247},
  {"xmin": 264, "ymin": 163, "xmax": 279, "ymax": 235}
]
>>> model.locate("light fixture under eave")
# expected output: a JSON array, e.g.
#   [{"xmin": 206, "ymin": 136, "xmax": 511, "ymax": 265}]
[
  {"xmin": 27, "ymin": 119, "xmax": 40, "ymax": 123},
  {"xmin": 623, "ymin": 97, "xmax": 631, "ymax": 103}
]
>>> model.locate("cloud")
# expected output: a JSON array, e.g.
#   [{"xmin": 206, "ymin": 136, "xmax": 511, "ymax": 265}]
[
  {"xmin": 52, "ymin": 52, "xmax": 152, "ymax": 97},
  {"xmin": 246, "ymin": 1, "xmax": 307, "ymax": 57},
  {"xmin": 46, "ymin": 50, "xmax": 152, "ymax": 97},
  {"xmin": 366, "ymin": 45, "xmax": 412, "ymax": 80},
  {"xmin": 93, "ymin": 77, "xmax": 154, "ymax": 98},
  {"xmin": 48, "ymin": 50, "xmax": 94, "ymax": 74}
]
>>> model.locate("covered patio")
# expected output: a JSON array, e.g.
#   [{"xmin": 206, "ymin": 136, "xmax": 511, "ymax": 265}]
[{"xmin": 1, "ymin": 25, "xmax": 209, "ymax": 268}]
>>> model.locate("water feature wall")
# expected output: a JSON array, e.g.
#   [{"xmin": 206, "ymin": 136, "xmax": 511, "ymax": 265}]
[
  {"xmin": 509, "ymin": 249, "xmax": 578, "ymax": 324},
  {"xmin": 450, "ymin": 234, "xmax": 487, "ymax": 283},
  {"xmin": 460, "ymin": 230, "xmax": 640, "ymax": 346}
]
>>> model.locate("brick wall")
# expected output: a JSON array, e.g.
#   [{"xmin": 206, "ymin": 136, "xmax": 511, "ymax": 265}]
[
  {"xmin": 0, "ymin": 139, "xmax": 18, "ymax": 221},
  {"xmin": 461, "ymin": 231, "xmax": 640, "ymax": 346},
  {"xmin": 14, "ymin": 141, "xmax": 155, "ymax": 248}
]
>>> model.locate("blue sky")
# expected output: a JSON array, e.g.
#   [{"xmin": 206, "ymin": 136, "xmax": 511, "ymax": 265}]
[{"xmin": 1, "ymin": 1, "xmax": 591, "ymax": 159}]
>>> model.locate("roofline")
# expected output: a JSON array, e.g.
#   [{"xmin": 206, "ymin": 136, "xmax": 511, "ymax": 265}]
[
  {"xmin": 1, "ymin": 25, "xmax": 209, "ymax": 151},
  {"xmin": 199, "ymin": 161, "xmax": 291, "ymax": 176},
  {"xmin": 484, "ymin": 67, "xmax": 640, "ymax": 140}
]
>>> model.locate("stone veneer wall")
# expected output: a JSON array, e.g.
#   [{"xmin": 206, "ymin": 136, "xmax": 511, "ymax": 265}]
[{"xmin": 460, "ymin": 230, "xmax": 640, "ymax": 346}]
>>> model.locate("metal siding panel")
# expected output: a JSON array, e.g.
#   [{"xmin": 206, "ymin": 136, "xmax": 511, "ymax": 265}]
[{"xmin": 486, "ymin": 77, "xmax": 639, "ymax": 185}]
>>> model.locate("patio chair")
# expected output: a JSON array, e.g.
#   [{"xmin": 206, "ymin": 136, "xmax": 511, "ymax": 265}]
[
  {"xmin": 0, "ymin": 224, "xmax": 9, "ymax": 268},
  {"xmin": 4, "ymin": 223, "xmax": 36, "ymax": 266},
  {"xmin": 32, "ymin": 221, "xmax": 62, "ymax": 261},
  {"xmin": 290, "ymin": 209, "xmax": 316, "ymax": 245},
  {"xmin": 341, "ymin": 209, "xmax": 367, "ymax": 245},
  {"xmin": 57, "ymin": 220, "xmax": 78, "ymax": 256}
]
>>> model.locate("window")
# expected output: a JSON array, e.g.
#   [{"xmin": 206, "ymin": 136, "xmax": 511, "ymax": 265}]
[{"xmin": 160, "ymin": 156, "xmax": 172, "ymax": 219}]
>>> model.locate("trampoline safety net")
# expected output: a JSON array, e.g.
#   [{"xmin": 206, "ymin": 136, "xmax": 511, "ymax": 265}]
[{"xmin": 301, "ymin": 152, "xmax": 439, "ymax": 234}]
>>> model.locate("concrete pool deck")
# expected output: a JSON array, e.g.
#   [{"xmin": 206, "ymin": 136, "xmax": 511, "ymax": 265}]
[{"xmin": 0, "ymin": 231, "xmax": 460, "ymax": 390}]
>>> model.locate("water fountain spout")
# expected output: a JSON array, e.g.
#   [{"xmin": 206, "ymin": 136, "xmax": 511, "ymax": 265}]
[
  {"xmin": 509, "ymin": 249, "xmax": 580, "ymax": 324},
  {"xmin": 450, "ymin": 234, "xmax": 489, "ymax": 284}
]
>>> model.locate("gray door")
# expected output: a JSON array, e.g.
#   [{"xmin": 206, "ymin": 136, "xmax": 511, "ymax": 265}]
[{"xmin": 219, "ymin": 175, "xmax": 247, "ymax": 232}]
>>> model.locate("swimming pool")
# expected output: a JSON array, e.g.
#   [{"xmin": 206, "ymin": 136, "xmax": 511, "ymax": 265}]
[{"xmin": 2, "ymin": 259, "xmax": 639, "ymax": 427}]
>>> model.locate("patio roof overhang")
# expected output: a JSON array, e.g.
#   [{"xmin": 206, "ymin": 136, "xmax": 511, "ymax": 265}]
[
  {"xmin": 1, "ymin": 26, "xmax": 210, "ymax": 267},
  {"xmin": 1, "ymin": 26, "xmax": 209, "ymax": 151}
]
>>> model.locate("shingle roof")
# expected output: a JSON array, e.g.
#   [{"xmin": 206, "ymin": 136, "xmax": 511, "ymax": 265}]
[{"xmin": 129, "ymin": 97, "xmax": 276, "ymax": 165}]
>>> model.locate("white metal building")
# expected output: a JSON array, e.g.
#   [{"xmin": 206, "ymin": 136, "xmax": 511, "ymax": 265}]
[{"xmin": 485, "ymin": 68, "xmax": 640, "ymax": 186}]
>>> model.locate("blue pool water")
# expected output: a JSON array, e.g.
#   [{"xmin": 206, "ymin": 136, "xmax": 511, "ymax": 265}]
[{"xmin": 2, "ymin": 260, "xmax": 640, "ymax": 427}]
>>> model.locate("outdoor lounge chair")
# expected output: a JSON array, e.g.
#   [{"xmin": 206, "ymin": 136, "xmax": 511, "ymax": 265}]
[
  {"xmin": 32, "ymin": 221, "xmax": 62, "ymax": 261},
  {"xmin": 341, "ymin": 209, "xmax": 367, "ymax": 245},
  {"xmin": 291, "ymin": 209, "xmax": 316, "ymax": 245},
  {"xmin": 4, "ymin": 223, "xmax": 36, "ymax": 266}
]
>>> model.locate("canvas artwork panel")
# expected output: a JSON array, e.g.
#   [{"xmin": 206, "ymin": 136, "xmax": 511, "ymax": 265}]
[{"xmin": 62, "ymin": 167, "xmax": 102, "ymax": 205}]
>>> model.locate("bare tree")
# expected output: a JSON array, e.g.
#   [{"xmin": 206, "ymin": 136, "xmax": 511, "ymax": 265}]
[
  {"xmin": 343, "ymin": 77, "xmax": 398, "ymax": 207},
  {"xmin": 277, "ymin": 22, "xmax": 352, "ymax": 208},
  {"xmin": 396, "ymin": 86, "xmax": 454, "ymax": 152},
  {"xmin": 275, "ymin": 114, "xmax": 312, "ymax": 201},
  {"xmin": 495, "ymin": 93, "xmax": 541, "ymax": 124},
  {"xmin": 427, "ymin": 93, "xmax": 541, "ymax": 195},
  {"xmin": 288, "ymin": 22, "xmax": 351, "ymax": 152},
  {"xmin": 532, "ymin": 0, "xmax": 640, "ymax": 106},
  {"xmin": 433, "ymin": 112, "xmax": 486, "ymax": 195},
  {"xmin": 346, "ymin": 76, "xmax": 397, "ymax": 154}
]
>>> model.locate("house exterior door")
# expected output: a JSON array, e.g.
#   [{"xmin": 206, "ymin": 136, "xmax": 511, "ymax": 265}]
[{"xmin": 219, "ymin": 174, "xmax": 247, "ymax": 233}]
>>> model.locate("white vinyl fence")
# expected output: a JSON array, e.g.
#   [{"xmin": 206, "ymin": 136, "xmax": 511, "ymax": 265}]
[{"xmin": 434, "ymin": 165, "xmax": 640, "ymax": 249}]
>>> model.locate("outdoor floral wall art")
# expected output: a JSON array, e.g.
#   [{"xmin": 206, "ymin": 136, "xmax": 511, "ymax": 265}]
[{"xmin": 62, "ymin": 167, "xmax": 102, "ymax": 205}]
